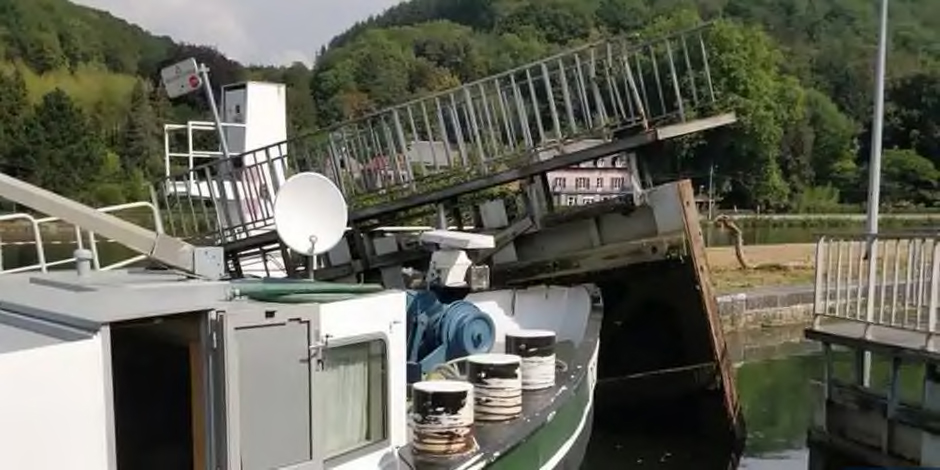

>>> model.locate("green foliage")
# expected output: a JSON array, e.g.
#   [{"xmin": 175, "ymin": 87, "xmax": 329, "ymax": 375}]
[
  {"xmin": 17, "ymin": 89, "xmax": 107, "ymax": 201},
  {"xmin": 879, "ymin": 148, "xmax": 939, "ymax": 207},
  {"xmin": 792, "ymin": 185, "xmax": 843, "ymax": 214},
  {"xmin": 0, "ymin": 0, "xmax": 174, "ymax": 75},
  {"xmin": 0, "ymin": 68, "xmax": 28, "ymax": 168},
  {"xmin": 311, "ymin": 0, "xmax": 940, "ymax": 211},
  {"xmin": 12, "ymin": 62, "xmax": 138, "ymax": 127},
  {"xmin": 120, "ymin": 81, "xmax": 164, "ymax": 184},
  {"xmin": 0, "ymin": 0, "xmax": 938, "ymax": 215},
  {"xmin": 0, "ymin": 0, "xmax": 248, "ymax": 208}
]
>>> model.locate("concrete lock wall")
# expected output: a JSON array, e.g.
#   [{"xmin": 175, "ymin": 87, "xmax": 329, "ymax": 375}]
[{"xmin": 717, "ymin": 285, "xmax": 816, "ymax": 332}]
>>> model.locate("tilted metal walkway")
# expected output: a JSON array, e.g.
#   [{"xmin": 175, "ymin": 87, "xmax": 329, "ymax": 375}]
[{"xmin": 153, "ymin": 22, "xmax": 734, "ymax": 255}]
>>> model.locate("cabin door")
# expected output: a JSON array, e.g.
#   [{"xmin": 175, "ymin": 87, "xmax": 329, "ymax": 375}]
[{"xmin": 216, "ymin": 308, "xmax": 324, "ymax": 470}]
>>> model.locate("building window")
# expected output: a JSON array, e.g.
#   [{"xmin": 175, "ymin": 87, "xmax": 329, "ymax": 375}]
[
  {"xmin": 575, "ymin": 177, "xmax": 589, "ymax": 190},
  {"xmin": 582, "ymin": 196, "xmax": 595, "ymax": 204},
  {"xmin": 552, "ymin": 177, "xmax": 566, "ymax": 189},
  {"xmin": 321, "ymin": 339, "xmax": 388, "ymax": 459},
  {"xmin": 611, "ymin": 177, "xmax": 624, "ymax": 189},
  {"xmin": 596, "ymin": 177, "xmax": 604, "ymax": 189},
  {"xmin": 565, "ymin": 196, "xmax": 577, "ymax": 206}
]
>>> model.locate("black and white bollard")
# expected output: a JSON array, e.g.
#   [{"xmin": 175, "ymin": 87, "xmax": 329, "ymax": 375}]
[
  {"xmin": 467, "ymin": 353, "xmax": 523, "ymax": 421},
  {"xmin": 411, "ymin": 380, "xmax": 475, "ymax": 456},
  {"xmin": 505, "ymin": 329, "xmax": 556, "ymax": 391}
]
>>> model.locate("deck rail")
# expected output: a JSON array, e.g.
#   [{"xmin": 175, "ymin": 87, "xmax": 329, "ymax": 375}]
[
  {"xmin": 0, "ymin": 201, "xmax": 162, "ymax": 274},
  {"xmin": 153, "ymin": 22, "xmax": 723, "ymax": 245},
  {"xmin": 812, "ymin": 233, "xmax": 940, "ymax": 334}
]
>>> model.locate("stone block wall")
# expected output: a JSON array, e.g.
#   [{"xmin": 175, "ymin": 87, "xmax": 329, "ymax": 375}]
[{"xmin": 717, "ymin": 285, "xmax": 816, "ymax": 332}]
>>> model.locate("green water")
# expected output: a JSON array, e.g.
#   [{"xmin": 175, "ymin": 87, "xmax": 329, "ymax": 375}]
[{"xmin": 585, "ymin": 324, "xmax": 931, "ymax": 469}]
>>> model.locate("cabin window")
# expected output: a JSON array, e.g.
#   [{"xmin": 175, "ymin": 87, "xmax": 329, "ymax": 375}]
[{"xmin": 320, "ymin": 338, "xmax": 388, "ymax": 460}]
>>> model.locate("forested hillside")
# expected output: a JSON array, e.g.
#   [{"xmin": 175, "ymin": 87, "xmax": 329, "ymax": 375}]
[
  {"xmin": 311, "ymin": 0, "xmax": 940, "ymax": 211},
  {"xmin": 0, "ymin": 0, "xmax": 937, "ymax": 212},
  {"xmin": 0, "ymin": 0, "xmax": 315, "ymax": 206}
]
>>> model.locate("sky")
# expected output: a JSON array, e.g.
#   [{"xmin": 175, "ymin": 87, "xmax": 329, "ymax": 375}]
[{"xmin": 72, "ymin": 0, "xmax": 406, "ymax": 66}]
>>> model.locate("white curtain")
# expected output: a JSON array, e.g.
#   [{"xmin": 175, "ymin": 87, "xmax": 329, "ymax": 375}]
[{"xmin": 319, "ymin": 341, "xmax": 384, "ymax": 458}]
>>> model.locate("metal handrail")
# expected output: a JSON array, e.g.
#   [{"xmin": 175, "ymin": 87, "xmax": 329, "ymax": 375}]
[
  {"xmin": 0, "ymin": 213, "xmax": 47, "ymax": 272},
  {"xmin": 812, "ymin": 234, "xmax": 940, "ymax": 334},
  {"xmin": 0, "ymin": 201, "xmax": 162, "ymax": 274},
  {"xmin": 155, "ymin": 22, "xmax": 724, "ymax": 244}
]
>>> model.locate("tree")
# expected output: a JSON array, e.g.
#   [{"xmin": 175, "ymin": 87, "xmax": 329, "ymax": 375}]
[
  {"xmin": 282, "ymin": 63, "xmax": 318, "ymax": 136},
  {"xmin": 0, "ymin": 69, "xmax": 29, "ymax": 173},
  {"xmin": 121, "ymin": 80, "xmax": 163, "ymax": 180},
  {"xmin": 879, "ymin": 149, "xmax": 939, "ymax": 207},
  {"xmin": 653, "ymin": 14, "xmax": 795, "ymax": 209},
  {"xmin": 18, "ymin": 89, "xmax": 107, "ymax": 202},
  {"xmin": 884, "ymin": 72, "xmax": 940, "ymax": 168},
  {"xmin": 595, "ymin": 0, "xmax": 651, "ymax": 33}
]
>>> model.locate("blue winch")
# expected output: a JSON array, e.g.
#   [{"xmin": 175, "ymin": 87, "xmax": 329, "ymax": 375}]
[{"xmin": 405, "ymin": 289, "xmax": 495, "ymax": 384}]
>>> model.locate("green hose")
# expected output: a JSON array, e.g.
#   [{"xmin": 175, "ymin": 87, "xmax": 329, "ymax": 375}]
[{"xmin": 231, "ymin": 278, "xmax": 385, "ymax": 303}]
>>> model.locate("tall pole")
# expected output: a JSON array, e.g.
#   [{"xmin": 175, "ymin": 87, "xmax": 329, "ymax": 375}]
[
  {"xmin": 198, "ymin": 64, "xmax": 232, "ymax": 161},
  {"xmin": 862, "ymin": 0, "xmax": 889, "ymax": 387}
]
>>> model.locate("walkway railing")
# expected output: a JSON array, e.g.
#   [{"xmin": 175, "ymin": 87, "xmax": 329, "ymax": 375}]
[
  {"xmin": 0, "ymin": 201, "xmax": 162, "ymax": 274},
  {"xmin": 812, "ymin": 234, "xmax": 940, "ymax": 333},
  {"xmin": 154, "ymin": 22, "xmax": 723, "ymax": 244}
]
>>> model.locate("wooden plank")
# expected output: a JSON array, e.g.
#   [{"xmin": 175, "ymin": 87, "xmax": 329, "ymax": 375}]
[{"xmin": 675, "ymin": 180, "xmax": 742, "ymax": 428}]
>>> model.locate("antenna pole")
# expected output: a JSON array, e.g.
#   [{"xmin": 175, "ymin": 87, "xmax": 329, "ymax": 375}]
[
  {"xmin": 198, "ymin": 64, "xmax": 233, "ymax": 160},
  {"xmin": 862, "ymin": 0, "xmax": 890, "ymax": 387}
]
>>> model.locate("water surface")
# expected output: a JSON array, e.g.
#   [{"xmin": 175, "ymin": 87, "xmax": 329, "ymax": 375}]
[{"xmin": 584, "ymin": 325, "xmax": 821, "ymax": 469}]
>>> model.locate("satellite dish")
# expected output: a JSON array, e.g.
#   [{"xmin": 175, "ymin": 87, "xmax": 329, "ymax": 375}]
[{"xmin": 273, "ymin": 172, "xmax": 348, "ymax": 256}]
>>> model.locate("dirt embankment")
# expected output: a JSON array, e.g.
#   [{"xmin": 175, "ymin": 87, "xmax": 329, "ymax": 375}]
[{"xmin": 705, "ymin": 244, "xmax": 817, "ymax": 293}]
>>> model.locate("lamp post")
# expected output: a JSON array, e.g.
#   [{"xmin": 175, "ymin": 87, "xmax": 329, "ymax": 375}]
[{"xmin": 862, "ymin": 0, "xmax": 889, "ymax": 387}]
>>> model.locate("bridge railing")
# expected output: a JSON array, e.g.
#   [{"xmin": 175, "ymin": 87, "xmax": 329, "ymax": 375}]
[
  {"xmin": 155, "ymin": 22, "xmax": 722, "ymax": 244},
  {"xmin": 812, "ymin": 234, "xmax": 940, "ymax": 333}
]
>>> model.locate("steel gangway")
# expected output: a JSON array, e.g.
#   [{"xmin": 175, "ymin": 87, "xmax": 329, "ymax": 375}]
[{"xmin": 152, "ymin": 22, "xmax": 737, "ymax": 276}]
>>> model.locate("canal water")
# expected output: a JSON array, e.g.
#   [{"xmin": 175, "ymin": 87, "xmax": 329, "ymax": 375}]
[
  {"xmin": 701, "ymin": 216, "xmax": 938, "ymax": 247},
  {"xmin": 583, "ymin": 324, "xmax": 822, "ymax": 469}
]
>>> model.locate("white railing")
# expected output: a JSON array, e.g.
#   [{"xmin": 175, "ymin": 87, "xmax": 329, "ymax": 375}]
[
  {"xmin": 163, "ymin": 120, "xmax": 247, "ymax": 178},
  {"xmin": 813, "ymin": 233, "xmax": 940, "ymax": 333},
  {"xmin": 0, "ymin": 201, "xmax": 162, "ymax": 274}
]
